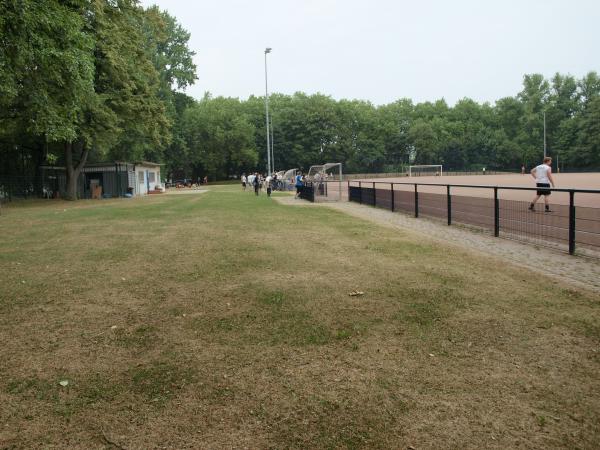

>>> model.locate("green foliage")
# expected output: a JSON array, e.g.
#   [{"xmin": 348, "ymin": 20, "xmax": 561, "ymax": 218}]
[
  {"xmin": 0, "ymin": 0, "xmax": 197, "ymax": 198},
  {"xmin": 181, "ymin": 95, "xmax": 258, "ymax": 180},
  {"xmin": 0, "ymin": 0, "xmax": 94, "ymax": 142},
  {"xmin": 187, "ymin": 74, "xmax": 596, "ymax": 176}
]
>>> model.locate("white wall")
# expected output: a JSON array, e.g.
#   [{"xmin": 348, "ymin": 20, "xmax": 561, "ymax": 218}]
[{"xmin": 133, "ymin": 166, "xmax": 161, "ymax": 195}]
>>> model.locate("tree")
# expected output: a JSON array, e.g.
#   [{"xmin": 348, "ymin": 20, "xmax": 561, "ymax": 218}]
[
  {"xmin": 573, "ymin": 97, "xmax": 600, "ymax": 168},
  {"xmin": 118, "ymin": 6, "xmax": 197, "ymax": 165},
  {"xmin": 0, "ymin": 0, "xmax": 94, "ymax": 158},
  {"xmin": 378, "ymin": 99, "xmax": 414, "ymax": 171},
  {"xmin": 182, "ymin": 95, "xmax": 257, "ymax": 180}
]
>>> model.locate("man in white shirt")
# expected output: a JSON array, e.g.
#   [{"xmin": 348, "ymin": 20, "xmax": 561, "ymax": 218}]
[{"xmin": 529, "ymin": 156, "xmax": 555, "ymax": 212}]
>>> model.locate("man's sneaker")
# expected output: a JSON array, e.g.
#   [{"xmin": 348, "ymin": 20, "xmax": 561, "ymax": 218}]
[{"xmin": 545, "ymin": 208, "xmax": 553, "ymax": 213}]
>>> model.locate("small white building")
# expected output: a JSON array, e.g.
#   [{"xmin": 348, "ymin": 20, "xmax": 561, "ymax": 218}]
[{"xmin": 129, "ymin": 162, "xmax": 162, "ymax": 195}]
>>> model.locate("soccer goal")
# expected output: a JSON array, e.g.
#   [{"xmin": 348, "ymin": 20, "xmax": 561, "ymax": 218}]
[
  {"xmin": 408, "ymin": 165, "xmax": 443, "ymax": 177},
  {"xmin": 307, "ymin": 163, "xmax": 343, "ymax": 201}
]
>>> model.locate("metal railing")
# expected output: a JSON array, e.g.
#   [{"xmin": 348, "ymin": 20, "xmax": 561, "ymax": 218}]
[
  {"xmin": 0, "ymin": 175, "xmax": 42, "ymax": 201},
  {"xmin": 348, "ymin": 180, "xmax": 600, "ymax": 256}
]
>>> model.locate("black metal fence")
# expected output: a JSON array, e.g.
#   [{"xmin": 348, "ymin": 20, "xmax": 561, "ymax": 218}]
[
  {"xmin": 0, "ymin": 175, "xmax": 45, "ymax": 201},
  {"xmin": 1, "ymin": 169, "xmax": 130, "ymax": 201},
  {"xmin": 348, "ymin": 181, "xmax": 600, "ymax": 256}
]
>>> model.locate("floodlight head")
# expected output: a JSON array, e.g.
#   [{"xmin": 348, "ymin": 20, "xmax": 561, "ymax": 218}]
[{"xmin": 265, "ymin": 47, "xmax": 272, "ymax": 54}]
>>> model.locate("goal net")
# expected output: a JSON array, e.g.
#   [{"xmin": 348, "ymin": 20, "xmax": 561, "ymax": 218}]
[
  {"xmin": 307, "ymin": 163, "xmax": 343, "ymax": 201},
  {"xmin": 408, "ymin": 165, "xmax": 443, "ymax": 177}
]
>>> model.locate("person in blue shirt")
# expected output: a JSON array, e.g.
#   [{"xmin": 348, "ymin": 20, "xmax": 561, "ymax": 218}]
[{"xmin": 294, "ymin": 172, "xmax": 304, "ymax": 198}]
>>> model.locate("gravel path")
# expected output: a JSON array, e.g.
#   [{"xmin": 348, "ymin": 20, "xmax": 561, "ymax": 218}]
[{"xmin": 276, "ymin": 196, "xmax": 600, "ymax": 293}]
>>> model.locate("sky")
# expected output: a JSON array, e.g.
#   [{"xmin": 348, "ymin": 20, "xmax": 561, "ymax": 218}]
[{"xmin": 140, "ymin": 0, "xmax": 600, "ymax": 106}]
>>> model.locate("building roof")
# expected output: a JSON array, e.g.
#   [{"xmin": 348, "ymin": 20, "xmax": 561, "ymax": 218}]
[{"xmin": 41, "ymin": 161, "xmax": 163, "ymax": 170}]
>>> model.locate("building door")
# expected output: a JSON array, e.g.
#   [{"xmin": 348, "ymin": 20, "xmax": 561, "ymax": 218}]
[
  {"xmin": 138, "ymin": 170, "xmax": 147, "ymax": 195},
  {"xmin": 86, "ymin": 172, "xmax": 103, "ymax": 199}
]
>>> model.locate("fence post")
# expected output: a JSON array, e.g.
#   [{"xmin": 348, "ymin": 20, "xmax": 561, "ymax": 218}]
[
  {"xmin": 373, "ymin": 182, "xmax": 376, "ymax": 207},
  {"xmin": 494, "ymin": 187, "xmax": 499, "ymax": 237},
  {"xmin": 359, "ymin": 181, "xmax": 362, "ymax": 204},
  {"xmin": 414, "ymin": 184, "xmax": 419, "ymax": 218},
  {"xmin": 391, "ymin": 183, "xmax": 395, "ymax": 212},
  {"xmin": 447, "ymin": 185, "xmax": 451, "ymax": 226},
  {"xmin": 569, "ymin": 190, "xmax": 576, "ymax": 255}
]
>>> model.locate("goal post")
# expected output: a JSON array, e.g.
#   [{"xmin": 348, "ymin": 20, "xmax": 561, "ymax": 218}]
[
  {"xmin": 307, "ymin": 162, "xmax": 343, "ymax": 201},
  {"xmin": 408, "ymin": 165, "xmax": 443, "ymax": 177}
]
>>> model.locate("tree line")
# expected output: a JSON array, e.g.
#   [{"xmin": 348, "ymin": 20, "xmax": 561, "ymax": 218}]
[
  {"xmin": 1, "ymin": 1, "xmax": 599, "ymax": 199},
  {"xmin": 176, "ymin": 73, "xmax": 600, "ymax": 180}
]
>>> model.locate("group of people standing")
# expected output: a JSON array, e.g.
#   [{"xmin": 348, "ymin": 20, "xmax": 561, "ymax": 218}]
[
  {"xmin": 241, "ymin": 172, "xmax": 276, "ymax": 197},
  {"xmin": 240, "ymin": 171, "xmax": 307, "ymax": 198}
]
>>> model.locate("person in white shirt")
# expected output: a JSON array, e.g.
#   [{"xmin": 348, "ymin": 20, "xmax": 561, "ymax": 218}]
[
  {"xmin": 241, "ymin": 173, "xmax": 247, "ymax": 191},
  {"xmin": 529, "ymin": 156, "xmax": 555, "ymax": 212},
  {"xmin": 265, "ymin": 175, "xmax": 272, "ymax": 197}
]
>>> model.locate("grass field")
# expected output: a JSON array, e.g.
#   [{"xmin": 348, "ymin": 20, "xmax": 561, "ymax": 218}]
[{"xmin": 1, "ymin": 187, "xmax": 600, "ymax": 449}]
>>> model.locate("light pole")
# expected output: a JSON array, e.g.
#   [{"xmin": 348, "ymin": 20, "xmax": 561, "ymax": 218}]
[
  {"xmin": 270, "ymin": 115, "xmax": 274, "ymax": 173},
  {"xmin": 264, "ymin": 48, "xmax": 272, "ymax": 176}
]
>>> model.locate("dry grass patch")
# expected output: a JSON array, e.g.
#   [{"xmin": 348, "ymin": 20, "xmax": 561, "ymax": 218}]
[{"xmin": 1, "ymin": 186, "xmax": 599, "ymax": 449}]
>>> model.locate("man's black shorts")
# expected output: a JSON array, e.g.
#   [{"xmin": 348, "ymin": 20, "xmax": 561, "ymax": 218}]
[
  {"xmin": 296, "ymin": 186, "xmax": 302, "ymax": 194},
  {"xmin": 536, "ymin": 183, "xmax": 551, "ymax": 196}
]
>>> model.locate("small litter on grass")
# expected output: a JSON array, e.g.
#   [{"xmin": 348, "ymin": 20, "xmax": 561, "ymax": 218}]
[
  {"xmin": 121, "ymin": 277, "xmax": 126, "ymax": 281},
  {"xmin": 428, "ymin": 353, "xmax": 435, "ymax": 357},
  {"xmin": 349, "ymin": 291, "xmax": 364, "ymax": 297},
  {"xmin": 21, "ymin": 280, "xmax": 25, "ymax": 284},
  {"xmin": 59, "ymin": 380, "xmax": 69, "ymax": 387},
  {"xmin": 111, "ymin": 325, "xmax": 118, "ymax": 330}
]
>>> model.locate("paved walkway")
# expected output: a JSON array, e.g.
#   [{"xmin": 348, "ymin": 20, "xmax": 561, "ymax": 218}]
[{"xmin": 276, "ymin": 196, "xmax": 600, "ymax": 293}]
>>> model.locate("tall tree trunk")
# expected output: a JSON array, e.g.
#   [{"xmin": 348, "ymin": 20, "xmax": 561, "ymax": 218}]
[{"xmin": 64, "ymin": 140, "xmax": 89, "ymax": 200}]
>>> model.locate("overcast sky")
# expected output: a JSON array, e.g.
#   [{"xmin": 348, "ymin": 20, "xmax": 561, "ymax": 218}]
[{"xmin": 140, "ymin": 0, "xmax": 600, "ymax": 106}]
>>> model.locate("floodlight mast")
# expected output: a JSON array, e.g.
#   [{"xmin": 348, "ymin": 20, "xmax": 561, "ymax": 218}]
[
  {"xmin": 270, "ymin": 115, "xmax": 274, "ymax": 173},
  {"xmin": 264, "ymin": 48, "xmax": 272, "ymax": 176}
]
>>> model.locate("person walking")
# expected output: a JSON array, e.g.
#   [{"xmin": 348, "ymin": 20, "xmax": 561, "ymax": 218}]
[
  {"xmin": 265, "ymin": 174, "xmax": 273, "ymax": 197},
  {"xmin": 529, "ymin": 156, "xmax": 555, "ymax": 212},
  {"xmin": 241, "ymin": 173, "xmax": 247, "ymax": 191},
  {"xmin": 253, "ymin": 172, "xmax": 260, "ymax": 196}
]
